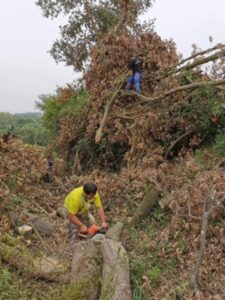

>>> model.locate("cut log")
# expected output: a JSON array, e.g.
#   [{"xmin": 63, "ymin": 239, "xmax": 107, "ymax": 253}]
[
  {"xmin": 100, "ymin": 239, "xmax": 132, "ymax": 300},
  {"xmin": 105, "ymin": 222, "xmax": 124, "ymax": 241},
  {"xmin": 56, "ymin": 207, "xmax": 65, "ymax": 218},
  {"xmin": 130, "ymin": 186, "xmax": 161, "ymax": 225},
  {"xmin": 20, "ymin": 211, "xmax": 54, "ymax": 236},
  {"xmin": 17, "ymin": 225, "xmax": 33, "ymax": 239},
  {"xmin": 70, "ymin": 241, "xmax": 101, "ymax": 300},
  {"xmin": 0, "ymin": 234, "xmax": 69, "ymax": 283}
]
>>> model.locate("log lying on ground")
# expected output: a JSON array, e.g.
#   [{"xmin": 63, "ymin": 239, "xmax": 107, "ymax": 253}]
[
  {"xmin": 105, "ymin": 222, "xmax": 123, "ymax": 240},
  {"xmin": 70, "ymin": 241, "xmax": 101, "ymax": 300},
  {"xmin": 20, "ymin": 211, "xmax": 54, "ymax": 236},
  {"xmin": 130, "ymin": 186, "xmax": 161, "ymax": 225},
  {"xmin": 100, "ymin": 238, "xmax": 132, "ymax": 300},
  {"xmin": 56, "ymin": 206, "xmax": 65, "ymax": 218},
  {"xmin": 0, "ymin": 234, "xmax": 70, "ymax": 283}
]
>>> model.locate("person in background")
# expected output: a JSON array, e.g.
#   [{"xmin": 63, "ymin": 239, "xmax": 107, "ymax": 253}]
[
  {"xmin": 64, "ymin": 182, "xmax": 108, "ymax": 242},
  {"xmin": 47, "ymin": 155, "xmax": 54, "ymax": 172},
  {"xmin": 125, "ymin": 56, "xmax": 143, "ymax": 93},
  {"xmin": 41, "ymin": 155, "xmax": 54, "ymax": 183}
]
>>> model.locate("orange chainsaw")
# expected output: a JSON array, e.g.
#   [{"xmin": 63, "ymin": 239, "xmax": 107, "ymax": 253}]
[{"xmin": 78, "ymin": 224, "xmax": 106, "ymax": 239}]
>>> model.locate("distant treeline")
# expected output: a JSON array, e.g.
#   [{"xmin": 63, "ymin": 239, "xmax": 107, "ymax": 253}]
[{"xmin": 0, "ymin": 112, "xmax": 49, "ymax": 146}]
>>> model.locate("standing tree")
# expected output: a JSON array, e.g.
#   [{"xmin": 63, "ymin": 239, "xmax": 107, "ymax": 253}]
[{"xmin": 36, "ymin": 0, "xmax": 154, "ymax": 70}]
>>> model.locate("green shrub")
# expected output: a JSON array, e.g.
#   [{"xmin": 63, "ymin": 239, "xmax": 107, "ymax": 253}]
[
  {"xmin": 147, "ymin": 266, "xmax": 161, "ymax": 287},
  {"xmin": 213, "ymin": 133, "xmax": 225, "ymax": 156}
]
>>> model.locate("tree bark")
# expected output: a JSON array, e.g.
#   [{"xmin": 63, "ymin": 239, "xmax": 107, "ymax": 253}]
[
  {"xmin": 130, "ymin": 186, "xmax": 161, "ymax": 225},
  {"xmin": 105, "ymin": 222, "xmax": 124, "ymax": 240},
  {"xmin": 95, "ymin": 77, "xmax": 126, "ymax": 143},
  {"xmin": 0, "ymin": 234, "xmax": 69, "ymax": 283},
  {"xmin": 174, "ymin": 48, "xmax": 225, "ymax": 75},
  {"xmin": 136, "ymin": 79, "xmax": 225, "ymax": 105},
  {"xmin": 100, "ymin": 238, "xmax": 132, "ymax": 300},
  {"xmin": 172, "ymin": 44, "xmax": 225, "ymax": 69},
  {"xmin": 20, "ymin": 211, "xmax": 54, "ymax": 236},
  {"xmin": 70, "ymin": 241, "xmax": 101, "ymax": 300}
]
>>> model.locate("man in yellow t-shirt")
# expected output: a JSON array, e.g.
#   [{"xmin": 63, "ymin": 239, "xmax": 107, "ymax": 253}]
[{"xmin": 64, "ymin": 182, "xmax": 108, "ymax": 241}]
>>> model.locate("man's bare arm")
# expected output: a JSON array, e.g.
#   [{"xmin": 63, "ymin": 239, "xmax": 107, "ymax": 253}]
[
  {"xmin": 97, "ymin": 207, "xmax": 108, "ymax": 228},
  {"xmin": 67, "ymin": 213, "xmax": 87, "ymax": 232}
]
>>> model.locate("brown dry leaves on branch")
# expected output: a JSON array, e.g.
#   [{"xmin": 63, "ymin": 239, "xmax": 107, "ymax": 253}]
[{"xmin": 84, "ymin": 32, "xmax": 178, "ymax": 149}]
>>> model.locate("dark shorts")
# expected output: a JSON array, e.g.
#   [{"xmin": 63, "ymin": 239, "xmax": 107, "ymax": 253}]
[{"xmin": 63, "ymin": 208, "xmax": 90, "ymax": 242}]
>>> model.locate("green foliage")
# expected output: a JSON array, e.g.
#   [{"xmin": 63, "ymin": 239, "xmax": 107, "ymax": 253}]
[
  {"xmin": 36, "ymin": 0, "xmax": 154, "ymax": 70},
  {"xmin": 0, "ymin": 268, "xmax": 30, "ymax": 300},
  {"xmin": 0, "ymin": 112, "xmax": 49, "ymax": 146},
  {"xmin": 11, "ymin": 195, "xmax": 24, "ymax": 206},
  {"xmin": 213, "ymin": 132, "xmax": 225, "ymax": 156},
  {"xmin": 0, "ymin": 112, "xmax": 14, "ymax": 132},
  {"xmin": 36, "ymin": 95, "xmax": 61, "ymax": 138},
  {"xmin": 165, "ymin": 281, "xmax": 189, "ymax": 300},
  {"xmin": 182, "ymin": 86, "xmax": 225, "ymax": 138},
  {"xmin": 178, "ymin": 70, "xmax": 199, "ymax": 85},
  {"xmin": 47, "ymin": 280, "xmax": 90, "ymax": 300},
  {"xmin": 73, "ymin": 136, "xmax": 128, "ymax": 172},
  {"xmin": 147, "ymin": 266, "xmax": 161, "ymax": 287},
  {"xmin": 167, "ymin": 85, "xmax": 225, "ymax": 156},
  {"xmin": 36, "ymin": 88, "xmax": 88, "ymax": 139}
]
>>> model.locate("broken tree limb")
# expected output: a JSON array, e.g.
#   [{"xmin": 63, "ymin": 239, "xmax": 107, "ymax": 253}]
[
  {"xmin": 116, "ymin": 79, "xmax": 225, "ymax": 120},
  {"xmin": 130, "ymin": 186, "xmax": 161, "ymax": 225},
  {"xmin": 163, "ymin": 130, "xmax": 192, "ymax": 160},
  {"xmin": 175, "ymin": 48, "xmax": 225, "ymax": 75},
  {"xmin": 95, "ymin": 76, "xmax": 126, "ymax": 144},
  {"xmin": 100, "ymin": 238, "xmax": 132, "ymax": 300},
  {"xmin": 119, "ymin": 79, "xmax": 225, "ymax": 114},
  {"xmin": 70, "ymin": 241, "xmax": 101, "ymax": 300},
  {"xmin": 170, "ymin": 43, "xmax": 225, "ymax": 70},
  {"xmin": 141, "ymin": 79, "xmax": 225, "ymax": 104},
  {"xmin": 20, "ymin": 211, "xmax": 54, "ymax": 236},
  {"xmin": 0, "ymin": 234, "xmax": 69, "ymax": 283}
]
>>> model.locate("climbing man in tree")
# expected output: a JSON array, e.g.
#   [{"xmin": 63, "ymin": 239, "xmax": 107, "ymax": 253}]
[
  {"xmin": 64, "ymin": 182, "xmax": 108, "ymax": 242},
  {"xmin": 125, "ymin": 55, "xmax": 143, "ymax": 93}
]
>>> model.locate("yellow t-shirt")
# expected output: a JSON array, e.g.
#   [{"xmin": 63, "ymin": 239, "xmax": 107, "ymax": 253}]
[{"xmin": 64, "ymin": 186, "xmax": 102, "ymax": 215}]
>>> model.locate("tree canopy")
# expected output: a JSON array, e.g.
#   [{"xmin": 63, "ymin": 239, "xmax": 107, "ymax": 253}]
[{"xmin": 36, "ymin": 0, "xmax": 154, "ymax": 70}]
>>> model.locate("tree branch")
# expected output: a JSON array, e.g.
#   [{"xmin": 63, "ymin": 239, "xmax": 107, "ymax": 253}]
[
  {"xmin": 120, "ymin": 79, "xmax": 225, "ymax": 109},
  {"xmin": 95, "ymin": 76, "xmax": 126, "ymax": 143},
  {"xmin": 174, "ymin": 48, "xmax": 225, "ymax": 75},
  {"xmin": 173, "ymin": 44, "xmax": 225, "ymax": 69}
]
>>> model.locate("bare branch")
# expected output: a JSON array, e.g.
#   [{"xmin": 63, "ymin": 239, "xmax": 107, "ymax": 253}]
[{"xmin": 173, "ymin": 44, "xmax": 225, "ymax": 69}]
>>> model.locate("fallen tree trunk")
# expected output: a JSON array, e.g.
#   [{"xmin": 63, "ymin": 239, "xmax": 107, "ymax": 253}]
[
  {"xmin": 0, "ymin": 234, "xmax": 69, "ymax": 283},
  {"xmin": 20, "ymin": 211, "xmax": 54, "ymax": 236},
  {"xmin": 105, "ymin": 222, "xmax": 123, "ymax": 240},
  {"xmin": 70, "ymin": 241, "xmax": 101, "ymax": 300},
  {"xmin": 100, "ymin": 238, "xmax": 132, "ymax": 300},
  {"xmin": 130, "ymin": 186, "xmax": 161, "ymax": 225}
]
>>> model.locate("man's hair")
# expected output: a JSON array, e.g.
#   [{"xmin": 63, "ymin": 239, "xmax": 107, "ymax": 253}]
[{"xmin": 83, "ymin": 182, "xmax": 97, "ymax": 194}]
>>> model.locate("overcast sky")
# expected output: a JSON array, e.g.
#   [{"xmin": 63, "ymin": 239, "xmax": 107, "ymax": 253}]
[{"xmin": 0, "ymin": 0, "xmax": 224, "ymax": 114}]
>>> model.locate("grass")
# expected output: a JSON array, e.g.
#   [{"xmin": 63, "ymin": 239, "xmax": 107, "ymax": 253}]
[{"xmin": 122, "ymin": 205, "xmax": 184, "ymax": 299}]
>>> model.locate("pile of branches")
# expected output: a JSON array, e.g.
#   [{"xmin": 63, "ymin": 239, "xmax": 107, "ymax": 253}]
[
  {"xmin": 52, "ymin": 31, "xmax": 225, "ymax": 171},
  {"xmin": 0, "ymin": 135, "xmax": 68, "ymax": 231},
  {"xmin": 85, "ymin": 37, "xmax": 225, "ymax": 163}
]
